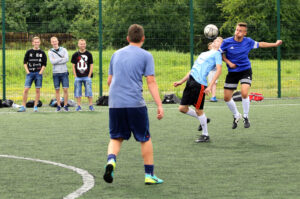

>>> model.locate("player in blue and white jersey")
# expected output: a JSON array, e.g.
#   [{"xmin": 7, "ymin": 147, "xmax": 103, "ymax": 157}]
[
  {"xmin": 220, "ymin": 22, "xmax": 282, "ymax": 129},
  {"xmin": 174, "ymin": 37, "xmax": 223, "ymax": 143}
]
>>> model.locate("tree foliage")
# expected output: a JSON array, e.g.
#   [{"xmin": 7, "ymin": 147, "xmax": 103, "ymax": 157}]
[
  {"xmin": 1, "ymin": 0, "xmax": 299, "ymax": 58},
  {"xmin": 218, "ymin": 0, "xmax": 300, "ymax": 58},
  {"xmin": 68, "ymin": 0, "xmax": 99, "ymax": 48}
]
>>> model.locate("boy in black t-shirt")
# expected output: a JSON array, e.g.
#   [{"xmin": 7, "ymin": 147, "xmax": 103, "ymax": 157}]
[
  {"xmin": 18, "ymin": 36, "xmax": 47, "ymax": 112},
  {"xmin": 71, "ymin": 39, "xmax": 94, "ymax": 111}
]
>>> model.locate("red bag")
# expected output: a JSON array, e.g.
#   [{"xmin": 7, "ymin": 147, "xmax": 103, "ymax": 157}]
[{"xmin": 249, "ymin": 92, "xmax": 264, "ymax": 101}]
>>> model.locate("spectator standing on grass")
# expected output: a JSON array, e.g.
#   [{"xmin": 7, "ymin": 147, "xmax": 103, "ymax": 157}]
[
  {"xmin": 18, "ymin": 36, "xmax": 47, "ymax": 112},
  {"xmin": 48, "ymin": 36, "xmax": 69, "ymax": 112},
  {"xmin": 220, "ymin": 22, "xmax": 282, "ymax": 129},
  {"xmin": 71, "ymin": 39, "xmax": 94, "ymax": 111},
  {"xmin": 103, "ymin": 24, "xmax": 164, "ymax": 185}
]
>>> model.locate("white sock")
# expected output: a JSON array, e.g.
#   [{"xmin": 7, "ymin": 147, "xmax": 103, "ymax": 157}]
[
  {"xmin": 242, "ymin": 97, "xmax": 250, "ymax": 118},
  {"xmin": 226, "ymin": 99, "xmax": 240, "ymax": 118},
  {"xmin": 185, "ymin": 108, "xmax": 198, "ymax": 118},
  {"xmin": 198, "ymin": 114, "xmax": 208, "ymax": 136}
]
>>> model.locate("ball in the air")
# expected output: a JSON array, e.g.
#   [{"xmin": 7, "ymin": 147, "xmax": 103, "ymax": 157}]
[{"xmin": 204, "ymin": 24, "xmax": 218, "ymax": 39}]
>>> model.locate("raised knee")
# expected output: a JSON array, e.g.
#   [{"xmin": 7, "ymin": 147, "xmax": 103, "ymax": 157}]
[{"xmin": 178, "ymin": 106, "xmax": 188, "ymax": 113}]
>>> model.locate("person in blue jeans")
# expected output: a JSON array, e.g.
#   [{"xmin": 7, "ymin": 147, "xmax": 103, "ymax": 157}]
[
  {"xmin": 18, "ymin": 36, "xmax": 47, "ymax": 112},
  {"xmin": 48, "ymin": 36, "xmax": 69, "ymax": 112},
  {"xmin": 71, "ymin": 39, "xmax": 94, "ymax": 111}
]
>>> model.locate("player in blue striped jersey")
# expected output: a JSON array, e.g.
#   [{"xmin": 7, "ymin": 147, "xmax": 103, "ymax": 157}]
[{"xmin": 220, "ymin": 22, "xmax": 282, "ymax": 129}]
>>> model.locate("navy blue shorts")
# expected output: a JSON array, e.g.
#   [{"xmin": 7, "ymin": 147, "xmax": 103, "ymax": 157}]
[{"xmin": 109, "ymin": 107, "xmax": 150, "ymax": 142}]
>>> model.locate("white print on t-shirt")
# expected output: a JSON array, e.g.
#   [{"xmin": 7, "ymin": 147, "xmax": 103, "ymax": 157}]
[{"xmin": 77, "ymin": 55, "xmax": 88, "ymax": 74}]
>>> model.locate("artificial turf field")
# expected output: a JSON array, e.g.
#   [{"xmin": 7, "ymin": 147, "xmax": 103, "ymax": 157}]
[{"xmin": 0, "ymin": 99, "xmax": 299, "ymax": 199}]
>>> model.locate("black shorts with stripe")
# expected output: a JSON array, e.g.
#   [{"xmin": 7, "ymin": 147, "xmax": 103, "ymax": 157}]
[
  {"xmin": 224, "ymin": 68, "xmax": 252, "ymax": 90},
  {"xmin": 180, "ymin": 76, "xmax": 206, "ymax": 110}
]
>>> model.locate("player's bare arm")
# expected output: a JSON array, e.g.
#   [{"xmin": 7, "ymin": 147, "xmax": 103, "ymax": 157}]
[
  {"xmin": 88, "ymin": 64, "xmax": 94, "ymax": 78},
  {"xmin": 107, "ymin": 75, "xmax": 112, "ymax": 86},
  {"xmin": 39, "ymin": 66, "xmax": 46, "ymax": 75},
  {"xmin": 72, "ymin": 64, "xmax": 77, "ymax": 77},
  {"xmin": 222, "ymin": 54, "xmax": 236, "ymax": 68},
  {"xmin": 24, "ymin": 64, "xmax": 30, "ymax": 74},
  {"xmin": 173, "ymin": 71, "xmax": 190, "ymax": 87},
  {"xmin": 146, "ymin": 75, "xmax": 164, "ymax": 120},
  {"xmin": 259, "ymin": 40, "xmax": 282, "ymax": 48},
  {"xmin": 205, "ymin": 64, "xmax": 222, "ymax": 95}
]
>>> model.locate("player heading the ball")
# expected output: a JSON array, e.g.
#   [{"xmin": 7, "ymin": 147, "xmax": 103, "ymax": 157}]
[{"xmin": 174, "ymin": 37, "xmax": 223, "ymax": 143}]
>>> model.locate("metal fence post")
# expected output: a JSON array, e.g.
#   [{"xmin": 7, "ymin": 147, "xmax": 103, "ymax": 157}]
[
  {"xmin": 99, "ymin": 0, "xmax": 103, "ymax": 97},
  {"xmin": 277, "ymin": 0, "xmax": 281, "ymax": 98},
  {"xmin": 189, "ymin": 0, "xmax": 194, "ymax": 68},
  {"xmin": 2, "ymin": 0, "xmax": 6, "ymax": 100}
]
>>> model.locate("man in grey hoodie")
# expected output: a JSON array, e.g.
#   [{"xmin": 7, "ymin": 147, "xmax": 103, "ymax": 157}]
[{"xmin": 48, "ymin": 36, "xmax": 69, "ymax": 111}]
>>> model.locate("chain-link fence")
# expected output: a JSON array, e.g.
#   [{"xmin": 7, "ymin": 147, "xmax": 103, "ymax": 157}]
[{"xmin": 1, "ymin": 0, "xmax": 299, "ymax": 105}]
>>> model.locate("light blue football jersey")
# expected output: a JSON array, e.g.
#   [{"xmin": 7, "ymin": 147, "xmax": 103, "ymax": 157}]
[{"xmin": 190, "ymin": 50, "xmax": 222, "ymax": 86}]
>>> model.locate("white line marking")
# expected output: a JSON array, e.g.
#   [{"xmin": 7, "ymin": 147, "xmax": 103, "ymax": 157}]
[
  {"xmin": 0, "ymin": 103, "xmax": 299, "ymax": 114},
  {"xmin": 0, "ymin": 155, "xmax": 95, "ymax": 199}
]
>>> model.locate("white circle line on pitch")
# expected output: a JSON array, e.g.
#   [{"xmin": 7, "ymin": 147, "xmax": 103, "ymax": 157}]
[{"xmin": 0, "ymin": 154, "xmax": 95, "ymax": 199}]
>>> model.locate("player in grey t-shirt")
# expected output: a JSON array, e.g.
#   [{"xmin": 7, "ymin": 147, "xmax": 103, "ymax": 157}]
[{"xmin": 103, "ymin": 24, "xmax": 164, "ymax": 185}]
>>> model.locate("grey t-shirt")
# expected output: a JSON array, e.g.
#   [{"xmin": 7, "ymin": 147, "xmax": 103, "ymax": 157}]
[{"xmin": 108, "ymin": 45, "xmax": 155, "ymax": 108}]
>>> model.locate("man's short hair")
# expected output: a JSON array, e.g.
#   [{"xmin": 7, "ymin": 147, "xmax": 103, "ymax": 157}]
[
  {"xmin": 78, "ymin": 39, "xmax": 86, "ymax": 43},
  {"xmin": 128, "ymin": 24, "xmax": 144, "ymax": 43},
  {"xmin": 32, "ymin": 36, "xmax": 40, "ymax": 42},
  {"xmin": 50, "ymin": 36, "xmax": 58, "ymax": 41},
  {"xmin": 237, "ymin": 22, "xmax": 248, "ymax": 29}
]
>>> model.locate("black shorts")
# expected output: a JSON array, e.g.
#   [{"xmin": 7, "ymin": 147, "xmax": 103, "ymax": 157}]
[
  {"xmin": 180, "ymin": 76, "xmax": 206, "ymax": 110},
  {"xmin": 224, "ymin": 68, "xmax": 252, "ymax": 90}
]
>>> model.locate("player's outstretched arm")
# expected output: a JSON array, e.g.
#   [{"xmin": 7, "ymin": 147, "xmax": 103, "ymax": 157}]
[
  {"xmin": 173, "ymin": 71, "xmax": 190, "ymax": 87},
  {"xmin": 146, "ymin": 75, "xmax": 164, "ymax": 120},
  {"xmin": 259, "ymin": 40, "xmax": 282, "ymax": 48}
]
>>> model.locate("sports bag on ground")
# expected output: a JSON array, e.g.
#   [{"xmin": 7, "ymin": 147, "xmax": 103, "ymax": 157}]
[
  {"xmin": 96, "ymin": 96, "xmax": 109, "ymax": 106},
  {"xmin": 249, "ymin": 92, "xmax": 264, "ymax": 101},
  {"xmin": 26, "ymin": 100, "xmax": 42, "ymax": 108},
  {"xmin": 2, "ymin": 99, "xmax": 14, "ymax": 107},
  {"xmin": 232, "ymin": 91, "xmax": 242, "ymax": 101},
  {"xmin": 162, "ymin": 94, "xmax": 181, "ymax": 104}
]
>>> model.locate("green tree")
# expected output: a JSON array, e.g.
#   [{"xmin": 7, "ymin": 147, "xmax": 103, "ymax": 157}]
[
  {"xmin": 1, "ymin": 0, "xmax": 29, "ymax": 32},
  {"xmin": 68, "ymin": 0, "xmax": 99, "ymax": 49},
  {"xmin": 102, "ymin": 0, "xmax": 189, "ymax": 51},
  {"xmin": 23, "ymin": 0, "xmax": 81, "ymax": 33},
  {"xmin": 218, "ymin": 0, "xmax": 300, "ymax": 58}
]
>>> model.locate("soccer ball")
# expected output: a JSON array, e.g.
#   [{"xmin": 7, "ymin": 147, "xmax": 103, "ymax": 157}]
[{"xmin": 204, "ymin": 24, "xmax": 218, "ymax": 39}]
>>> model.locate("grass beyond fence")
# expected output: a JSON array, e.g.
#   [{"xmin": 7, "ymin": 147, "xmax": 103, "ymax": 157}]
[{"xmin": 0, "ymin": 49, "xmax": 300, "ymax": 104}]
